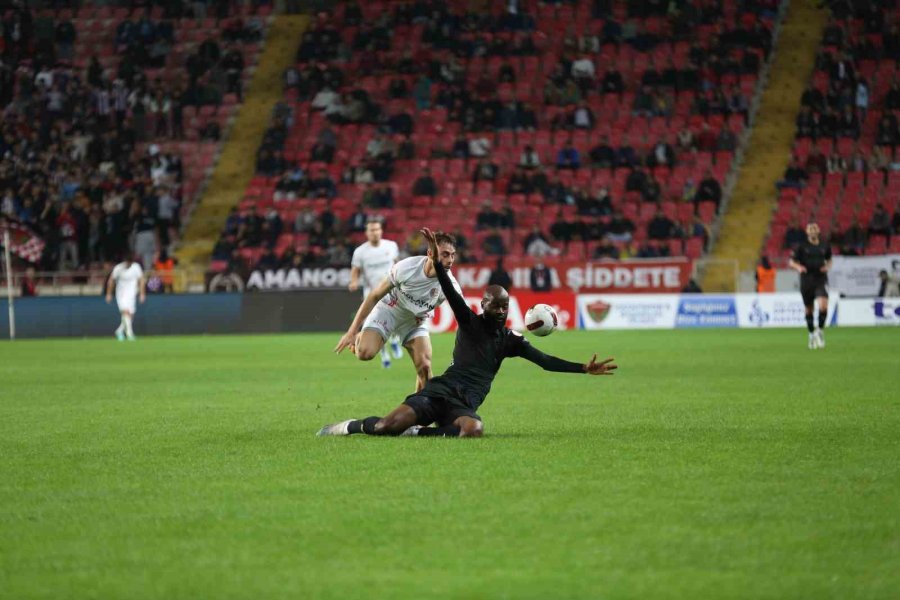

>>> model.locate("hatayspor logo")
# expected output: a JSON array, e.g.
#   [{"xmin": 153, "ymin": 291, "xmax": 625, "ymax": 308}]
[
  {"xmin": 587, "ymin": 300, "xmax": 611, "ymax": 322},
  {"xmin": 748, "ymin": 300, "xmax": 770, "ymax": 326}
]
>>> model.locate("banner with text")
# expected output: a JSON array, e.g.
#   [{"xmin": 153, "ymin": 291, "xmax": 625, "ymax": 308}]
[
  {"xmin": 675, "ymin": 296, "xmax": 738, "ymax": 328},
  {"xmin": 240, "ymin": 267, "xmax": 352, "ymax": 291},
  {"xmin": 426, "ymin": 291, "xmax": 577, "ymax": 334},
  {"xmin": 577, "ymin": 294, "xmax": 681, "ymax": 329},
  {"xmin": 735, "ymin": 293, "xmax": 839, "ymax": 328},
  {"xmin": 232, "ymin": 258, "xmax": 691, "ymax": 293},
  {"xmin": 836, "ymin": 298, "xmax": 900, "ymax": 326},
  {"xmin": 829, "ymin": 255, "xmax": 900, "ymax": 297},
  {"xmin": 451, "ymin": 258, "xmax": 691, "ymax": 293}
]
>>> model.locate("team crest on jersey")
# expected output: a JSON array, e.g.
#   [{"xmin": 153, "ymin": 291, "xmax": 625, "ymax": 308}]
[{"xmin": 430, "ymin": 288, "xmax": 438, "ymax": 297}]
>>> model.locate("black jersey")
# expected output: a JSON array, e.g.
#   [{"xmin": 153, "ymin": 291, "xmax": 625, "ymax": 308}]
[
  {"xmin": 418, "ymin": 260, "xmax": 584, "ymax": 410},
  {"xmin": 793, "ymin": 240, "xmax": 832, "ymax": 281}
]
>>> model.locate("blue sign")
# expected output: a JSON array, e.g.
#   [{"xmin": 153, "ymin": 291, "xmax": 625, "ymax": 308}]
[{"xmin": 676, "ymin": 296, "xmax": 738, "ymax": 328}]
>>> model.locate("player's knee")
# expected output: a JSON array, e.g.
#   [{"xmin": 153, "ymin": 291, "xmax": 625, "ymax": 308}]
[
  {"xmin": 356, "ymin": 346, "xmax": 377, "ymax": 361},
  {"xmin": 374, "ymin": 415, "xmax": 406, "ymax": 435},
  {"xmin": 415, "ymin": 358, "xmax": 432, "ymax": 377},
  {"xmin": 459, "ymin": 421, "xmax": 484, "ymax": 438}
]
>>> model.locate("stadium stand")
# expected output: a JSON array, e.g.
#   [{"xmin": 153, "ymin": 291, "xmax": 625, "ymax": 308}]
[
  {"xmin": 209, "ymin": 0, "xmax": 783, "ymax": 275},
  {"xmin": 764, "ymin": 0, "xmax": 899, "ymax": 261},
  {"xmin": 0, "ymin": 1, "xmax": 268, "ymax": 271}
]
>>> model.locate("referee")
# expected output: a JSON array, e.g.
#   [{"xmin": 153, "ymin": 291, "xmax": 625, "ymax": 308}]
[{"xmin": 788, "ymin": 222, "xmax": 832, "ymax": 349}]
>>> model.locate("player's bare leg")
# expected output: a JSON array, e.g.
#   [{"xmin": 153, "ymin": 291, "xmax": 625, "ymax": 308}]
[
  {"xmin": 414, "ymin": 415, "xmax": 483, "ymax": 438},
  {"xmin": 804, "ymin": 304, "xmax": 818, "ymax": 349},
  {"xmin": 353, "ymin": 330, "xmax": 386, "ymax": 361},
  {"xmin": 123, "ymin": 310, "xmax": 136, "ymax": 340},
  {"xmin": 318, "ymin": 405, "xmax": 418, "ymax": 437},
  {"xmin": 115, "ymin": 310, "xmax": 135, "ymax": 341},
  {"xmin": 455, "ymin": 416, "xmax": 484, "ymax": 437},
  {"xmin": 816, "ymin": 296, "xmax": 828, "ymax": 348},
  {"xmin": 115, "ymin": 312, "xmax": 127, "ymax": 341},
  {"xmin": 404, "ymin": 336, "xmax": 433, "ymax": 392}
]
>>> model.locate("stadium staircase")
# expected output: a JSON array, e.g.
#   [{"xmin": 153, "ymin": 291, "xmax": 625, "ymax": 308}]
[
  {"xmin": 703, "ymin": 0, "xmax": 827, "ymax": 291},
  {"xmin": 176, "ymin": 14, "xmax": 310, "ymax": 275}
]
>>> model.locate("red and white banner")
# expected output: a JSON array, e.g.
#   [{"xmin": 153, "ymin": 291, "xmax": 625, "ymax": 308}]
[
  {"xmin": 452, "ymin": 258, "xmax": 691, "ymax": 294},
  {"xmin": 0, "ymin": 217, "xmax": 45, "ymax": 264},
  {"xmin": 426, "ymin": 291, "xmax": 577, "ymax": 333}
]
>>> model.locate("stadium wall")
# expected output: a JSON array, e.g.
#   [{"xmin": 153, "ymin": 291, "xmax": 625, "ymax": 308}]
[
  {"xmin": 2, "ymin": 292, "xmax": 896, "ymax": 339},
  {"xmin": 0, "ymin": 291, "xmax": 360, "ymax": 339}
]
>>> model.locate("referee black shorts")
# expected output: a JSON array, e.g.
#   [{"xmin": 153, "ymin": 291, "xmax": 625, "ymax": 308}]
[
  {"xmin": 800, "ymin": 277, "xmax": 828, "ymax": 306},
  {"xmin": 403, "ymin": 394, "xmax": 481, "ymax": 427}
]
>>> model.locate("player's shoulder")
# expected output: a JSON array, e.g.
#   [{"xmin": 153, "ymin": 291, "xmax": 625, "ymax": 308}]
[
  {"xmin": 396, "ymin": 254, "xmax": 426, "ymax": 270},
  {"xmin": 390, "ymin": 254, "xmax": 423, "ymax": 281},
  {"xmin": 505, "ymin": 327, "xmax": 528, "ymax": 347}
]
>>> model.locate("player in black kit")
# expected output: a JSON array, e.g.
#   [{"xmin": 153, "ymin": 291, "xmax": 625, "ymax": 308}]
[
  {"xmin": 317, "ymin": 227, "xmax": 617, "ymax": 438},
  {"xmin": 788, "ymin": 222, "xmax": 832, "ymax": 349}
]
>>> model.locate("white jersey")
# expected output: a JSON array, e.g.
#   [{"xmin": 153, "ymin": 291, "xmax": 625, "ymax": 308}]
[
  {"xmin": 111, "ymin": 262, "xmax": 143, "ymax": 306},
  {"xmin": 351, "ymin": 239, "xmax": 399, "ymax": 296},
  {"xmin": 382, "ymin": 255, "xmax": 461, "ymax": 319}
]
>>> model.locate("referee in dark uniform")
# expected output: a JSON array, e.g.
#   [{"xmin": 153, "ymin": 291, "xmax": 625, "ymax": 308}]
[
  {"xmin": 318, "ymin": 228, "xmax": 617, "ymax": 438},
  {"xmin": 788, "ymin": 222, "xmax": 832, "ymax": 349}
]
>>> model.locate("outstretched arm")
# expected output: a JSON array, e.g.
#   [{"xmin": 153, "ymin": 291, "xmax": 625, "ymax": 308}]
[
  {"xmin": 421, "ymin": 227, "xmax": 474, "ymax": 326},
  {"xmin": 334, "ymin": 277, "xmax": 393, "ymax": 353},
  {"xmin": 520, "ymin": 345, "xmax": 617, "ymax": 375}
]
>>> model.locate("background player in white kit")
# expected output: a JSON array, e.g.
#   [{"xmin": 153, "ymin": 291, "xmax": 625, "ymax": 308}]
[
  {"xmin": 105, "ymin": 258, "xmax": 146, "ymax": 341},
  {"xmin": 335, "ymin": 231, "xmax": 460, "ymax": 392},
  {"xmin": 349, "ymin": 220, "xmax": 402, "ymax": 368}
]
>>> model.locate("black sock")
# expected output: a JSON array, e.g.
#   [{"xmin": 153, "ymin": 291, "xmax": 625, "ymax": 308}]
[
  {"xmin": 805, "ymin": 314, "xmax": 815, "ymax": 333},
  {"xmin": 417, "ymin": 425, "xmax": 461, "ymax": 437},
  {"xmin": 348, "ymin": 416, "xmax": 380, "ymax": 435},
  {"xmin": 818, "ymin": 311, "xmax": 826, "ymax": 329}
]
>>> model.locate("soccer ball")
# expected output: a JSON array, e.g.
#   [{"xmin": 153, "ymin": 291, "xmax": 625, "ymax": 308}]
[{"xmin": 525, "ymin": 304, "xmax": 558, "ymax": 337}]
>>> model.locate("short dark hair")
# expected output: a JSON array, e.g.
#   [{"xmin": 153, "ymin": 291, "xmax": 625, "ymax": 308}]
[{"xmin": 434, "ymin": 232, "xmax": 456, "ymax": 247}]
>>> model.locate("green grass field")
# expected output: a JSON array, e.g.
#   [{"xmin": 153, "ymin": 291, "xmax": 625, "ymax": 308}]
[{"xmin": 1, "ymin": 329, "xmax": 898, "ymax": 599}]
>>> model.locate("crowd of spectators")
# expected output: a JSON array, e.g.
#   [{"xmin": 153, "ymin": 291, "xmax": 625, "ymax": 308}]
[
  {"xmin": 0, "ymin": 4, "xmax": 186, "ymax": 271},
  {"xmin": 216, "ymin": 0, "xmax": 786, "ymax": 271},
  {"xmin": 796, "ymin": 3, "xmax": 899, "ymax": 151},
  {"xmin": 1, "ymin": 1, "xmax": 266, "ymax": 273},
  {"xmin": 775, "ymin": 0, "xmax": 900, "ymax": 257}
]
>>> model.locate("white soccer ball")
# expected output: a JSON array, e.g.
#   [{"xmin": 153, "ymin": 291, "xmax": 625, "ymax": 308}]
[{"xmin": 524, "ymin": 304, "xmax": 558, "ymax": 337}]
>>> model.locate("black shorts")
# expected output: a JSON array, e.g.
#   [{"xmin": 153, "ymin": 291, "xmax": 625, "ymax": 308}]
[
  {"xmin": 403, "ymin": 394, "xmax": 481, "ymax": 428},
  {"xmin": 800, "ymin": 277, "xmax": 828, "ymax": 306}
]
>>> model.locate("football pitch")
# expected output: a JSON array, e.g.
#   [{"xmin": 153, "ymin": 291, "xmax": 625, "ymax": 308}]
[{"xmin": 1, "ymin": 328, "xmax": 898, "ymax": 599}]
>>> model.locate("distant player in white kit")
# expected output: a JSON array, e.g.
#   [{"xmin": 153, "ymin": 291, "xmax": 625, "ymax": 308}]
[
  {"xmin": 335, "ymin": 231, "xmax": 460, "ymax": 392},
  {"xmin": 349, "ymin": 220, "xmax": 402, "ymax": 368},
  {"xmin": 105, "ymin": 258, "xmax": 146, "ymax": 341}
]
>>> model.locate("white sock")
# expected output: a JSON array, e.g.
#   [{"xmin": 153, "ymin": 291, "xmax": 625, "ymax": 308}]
[
  {"xmin": 380, "ymin": 346, "xmax": 391, "ymax": 362},
  {"xmin": 124, "ymin": 315, "xmax": 134, "ymax": 338},
  {"xmin": 115, "ymin": 317, "xmax": 125, "ymax": 335}
]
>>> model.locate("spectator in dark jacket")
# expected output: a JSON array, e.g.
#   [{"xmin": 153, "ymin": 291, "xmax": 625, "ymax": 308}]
[
  {"xmin": 412, "ymin": 167, "xmax": 437, "ymax": 196},
  {"xmin": 488, "ymin": 257, "xmax": 513, "ymax": 290},
  {"xmin": 530, "ymin": 260, "xmax": 553, "ymax": 292}
]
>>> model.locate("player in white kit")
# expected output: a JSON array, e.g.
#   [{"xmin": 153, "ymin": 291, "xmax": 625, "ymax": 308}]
[
  {"xmin": 349, "ymin": 220, "xmax": 402, "ymax": 368},
  {"xmin": 105, "ymin": 258, "xmax": 146, "ymax": 341},
  {"xmin": 335, "ymin": 231, "xmax": 460, "ymax": 392}
]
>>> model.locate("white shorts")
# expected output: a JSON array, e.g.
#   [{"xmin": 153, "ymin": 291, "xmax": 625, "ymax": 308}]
[
  {"xmin": 116, "ymin": 295, "xmax": 136, "ymax": 314},
  {"xmin": 362, "ymin": 303, "xmax": 429, "ymax": 345}
]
